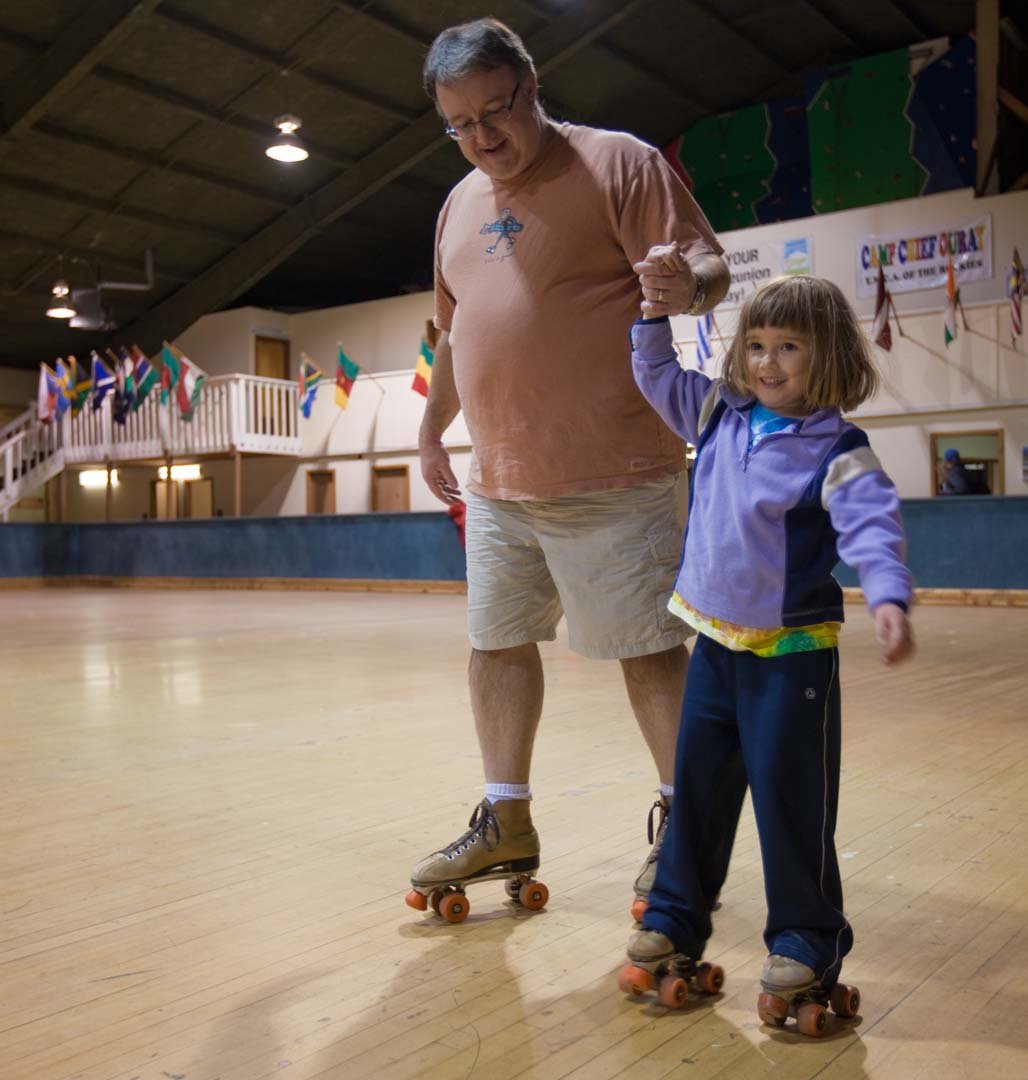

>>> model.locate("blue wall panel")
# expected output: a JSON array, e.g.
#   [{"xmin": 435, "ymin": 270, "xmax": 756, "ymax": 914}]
[
  {"xmin": 0, "ymin": 513, "xmax": 466, "ymax": 582},
  {"xmin": 833, "ymin": 496, "xmax": 1028, "ymax": 590},
  {"xmin": 1, "ymin": 499, "xmax": 1025, "ymax": 589}
]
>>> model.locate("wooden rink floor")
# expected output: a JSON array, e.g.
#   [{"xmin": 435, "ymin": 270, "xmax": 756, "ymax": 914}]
[{"xmin": 2, "ymin": 589, "xmax": 1027, "ymax": 1080}]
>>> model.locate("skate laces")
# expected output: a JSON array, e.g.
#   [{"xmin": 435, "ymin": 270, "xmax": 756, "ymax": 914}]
[
  {"xmin": 646, "ymin": 798, "xmax": 669, "ymax": 846},
  {"xmin": 442, "ymin": 799, "xmax": 501, "ymax": 860}
]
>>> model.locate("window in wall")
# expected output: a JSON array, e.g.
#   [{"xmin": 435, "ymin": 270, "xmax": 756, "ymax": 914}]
[{"xmin": 929, "ymin": 430, "xmax": 1003, "ymax": 496}]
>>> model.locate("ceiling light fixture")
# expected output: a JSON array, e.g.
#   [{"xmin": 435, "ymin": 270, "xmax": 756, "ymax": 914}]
[
  {"xmin": 266, "ymin": 114, "xmax": 308, "ymax": 163},
  {"xmin": 46, "ymin": 255, "xmax": 77, "ymax": 319}
]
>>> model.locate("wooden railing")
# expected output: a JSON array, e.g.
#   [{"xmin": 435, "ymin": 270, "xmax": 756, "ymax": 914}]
[
  {"xmin": 0, "ymin": 421, "xmax": 64, "ymax": 518},
  {"xmin": 63, "ymin": 373, "xmax": 302, "ymax": 464},
  {"xmin": 0, "ymin": 404, "xmax": 35, "ymax": 446}
]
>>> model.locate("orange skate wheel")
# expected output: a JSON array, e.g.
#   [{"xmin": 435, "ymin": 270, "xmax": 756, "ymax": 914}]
[
  {"xmin": 438, "ymin": 891, "xmax": 469, "ymax": 924},
  {"xmin": 618, "ymin": 963, "xmax": 654, "ymax": 996},
  {"xmin": 830, "ymin": 983, "xmax": 861, "ymax": 1018},
  {"xmin": 405, "ymin": 890, "xmax": 428, "ymax": 912},
  {"xmin": 658, "ymin": 974, "xmax": 689, "ymax": 1008},
  {"xmin": 429, "ymin": 888, "xmax": 448, "ymax": 915},
  {"xmin": 796, "ymin": 1001, "xmax": 828, "ymax": 1037},
  {"xmin": 518, "ymin": 880, "xmax": 549, "ymax": 911},
  {"xmin": 695, "ymin": 962, "xmax": 724, "ymax": 994},
  {"xmin": 757, "ymin": 991, "xmax": 789, "ymax": 1027},
  {"xmin": 630, "ymin": 898, "xmax": 648, "ymax": 922}
]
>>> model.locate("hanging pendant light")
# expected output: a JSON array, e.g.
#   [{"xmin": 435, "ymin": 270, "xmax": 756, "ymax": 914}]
[
  {"xmin": 46, "ymin": 255, "xmax": 76, "ymax": 319},
  {"xmin": 266, "ymin": 114, "xmax": 308, "ymax": 163}
]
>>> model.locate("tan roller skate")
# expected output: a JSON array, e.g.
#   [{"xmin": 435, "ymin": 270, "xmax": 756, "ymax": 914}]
[
  {"xmin": 404, "ymin": 798, "xmax": 548, "ymax": 924},
  {"xmin": 618, "ymin": 929, "xmax": 725, "ymax": 1008},
  {"xmin": 630, "ymin": 794, "xmax": 670, "ymax": 922},
  {"xmin": 757, "ymin": 954, "xmax": 861, "ymax": 1037},
  {"xmin": 630, "ymin": 795, "xmax": 722, "ymax": 922}
]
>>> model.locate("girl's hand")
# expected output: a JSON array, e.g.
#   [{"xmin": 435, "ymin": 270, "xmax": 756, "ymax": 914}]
[{"xmin": 873, "ymin": 603, "xmax": 915, "ymax": 666}]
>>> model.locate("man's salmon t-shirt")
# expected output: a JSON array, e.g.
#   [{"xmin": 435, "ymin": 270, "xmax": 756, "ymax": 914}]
[{"xmin": 434, "ymin": 121, "xmax": 723, "ymax": 501}]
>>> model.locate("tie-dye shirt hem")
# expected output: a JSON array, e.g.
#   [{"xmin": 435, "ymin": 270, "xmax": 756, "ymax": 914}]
[{"xmin": 670, "ymin": 593, "xmax": 840, "ymax": 657}]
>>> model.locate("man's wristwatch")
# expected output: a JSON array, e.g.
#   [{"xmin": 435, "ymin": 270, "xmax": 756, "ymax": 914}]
[{"xmin": 687, "ymin": 272, "xmax": 707, "ymax": 315}]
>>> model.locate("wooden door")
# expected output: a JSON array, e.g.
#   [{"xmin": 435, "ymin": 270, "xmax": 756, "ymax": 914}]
[
  {"xmin": 372, "ymin": 465, "xmax": 409, "ymax": 512},
  {"xmin": 152, "ymin": 480, "xmax": 178, "ymax": 520},
  {"xmin": 255, "ymin": 336, "xmax": 290, "ymax": 435},
  {"xmin": 307, "ymin": 470, "xmax": 336, "ymax": 514},
  {"xmin": 184, "ymin": 478, "xmax": 214, "ymax": 518}
]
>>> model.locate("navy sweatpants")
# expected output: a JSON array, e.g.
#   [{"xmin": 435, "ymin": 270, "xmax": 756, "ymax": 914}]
[{"xmin": 643, "ymin": 634, "xmax": 853, "ymax": 983}]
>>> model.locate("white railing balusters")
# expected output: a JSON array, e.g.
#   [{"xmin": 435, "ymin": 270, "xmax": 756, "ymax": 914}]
[{"xmin": 2, "ymin": 375, "xmax": 301, "ymax": 515}]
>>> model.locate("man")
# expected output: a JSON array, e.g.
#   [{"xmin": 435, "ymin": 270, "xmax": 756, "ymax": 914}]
[
  {"xmin": 409, "ymin": 17, "xmax": 729, "ymax": 919},
  {"xmin": 938, "ymin": 448, "xmax": 987, "ymax": 495}
]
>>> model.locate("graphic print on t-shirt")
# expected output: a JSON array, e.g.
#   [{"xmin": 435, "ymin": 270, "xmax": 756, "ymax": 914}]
[{"xmin": 480, "ymin": 208, "xmax": 524, "ymax": 255}]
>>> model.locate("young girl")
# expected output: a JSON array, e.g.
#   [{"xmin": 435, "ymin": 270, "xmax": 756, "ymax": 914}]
[{"xmin": 619, "ymin": 275, "xmax": 914, "ymax": 1034}]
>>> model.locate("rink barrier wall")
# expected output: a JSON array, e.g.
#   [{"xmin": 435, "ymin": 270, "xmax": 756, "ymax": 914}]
[{"xmin": 0, "ymin": 498, "xmax": 1025, "ymax": 596}]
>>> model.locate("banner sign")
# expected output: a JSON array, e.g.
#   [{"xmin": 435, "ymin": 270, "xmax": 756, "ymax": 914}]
[
  {"xmin": 720, "ymin": 237, "xmax": 814, "ymax": 308},
  {"xmin": 856, "ymin": 216, "xmax": 992, "ymax": 297}
]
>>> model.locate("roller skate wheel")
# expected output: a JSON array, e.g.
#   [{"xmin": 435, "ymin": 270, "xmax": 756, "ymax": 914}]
[
  {"xmin": 429, "ymin": 888, "xmax": 450, "ymax": 915},
  {"xmin": 630, "ymin": 898, "xmax": 648, "ymax": 922},
  {"xmin": 405, "ymin": 889, "xmax": 428, "ymax": 912},
  {"xmin": 830, "ymin": 983, "xmax": 861, "ymax": 1018},
  {"xmin": 797, "ymin": 1001, "xmax": 828, "ymax": 1037},
  {"xmin": 658, "ymin": 974, "xmax": 689, "ymax": 1008},
  {"xmin": 757, "ymin": 991, "xmax": 789, "ymax": 1027},
  {"xmin": 618, "ymin": 963, "xmax": 653, "ymax": 996},
  {"xmin": 505, "ymin": 878, "xmax": 523, "ymax": 900},
  {"xmin": 518, "ymin": 880, "xmax": 549, "ymax": 910},
  {"xmin": 439, "ymin": 891, "xmax": 469, "ymax": 924},
  {"xmin": 695, "ymin": 962, "xmax": 724, "ymax": 995}
]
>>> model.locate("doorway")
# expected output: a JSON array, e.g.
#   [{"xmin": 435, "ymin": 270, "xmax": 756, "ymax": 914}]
[
  {"xmin": 151, "ymin": 480, "xmax": 178, "ymax": 520},
  {"xmin": 184, "ymin": 478, "xmax": 215, "ymax": 518},
  {"xmin": 255, "ymin": 336, "xmax": 290, "ymax": 435},
  {"xmin": 307, "ymin": 469, "xmax": 336, "ymax": 515},
  {"xmin": 372, "ymin": 465, "xmax": 410, "ymax": 512}
]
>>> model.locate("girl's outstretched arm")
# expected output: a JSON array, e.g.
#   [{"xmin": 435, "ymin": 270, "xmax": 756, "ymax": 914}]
[{"xmin": 630, "ymin": 316, "xmax": 714, "ymax": 445}]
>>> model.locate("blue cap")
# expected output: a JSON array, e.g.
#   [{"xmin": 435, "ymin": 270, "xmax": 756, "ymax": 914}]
[{"xmin": 944, "ymin": 448, "xmax": 960, "ymax": 462}]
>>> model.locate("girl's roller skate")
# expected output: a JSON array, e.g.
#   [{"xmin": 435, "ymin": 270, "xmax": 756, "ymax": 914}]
[
  {"xmin": 618, "ymin": 929, "xmax": 725, "ymax": 1008},
  {"xmin": 630, "ymin": 794, "xmax": 670, "ymax": 922},
  {"xmin": 404, "ymin": 798, "xmax": 548, "ymax": 924},
  {"xmin": 757, "ymin": 954, "xmax": 861, "ymax": 1037}
]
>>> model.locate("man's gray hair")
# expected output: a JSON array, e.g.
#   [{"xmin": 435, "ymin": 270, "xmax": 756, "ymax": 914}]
[{"xmin": 423, "ymin": 18, "xmax": 536, "ymax": 102}]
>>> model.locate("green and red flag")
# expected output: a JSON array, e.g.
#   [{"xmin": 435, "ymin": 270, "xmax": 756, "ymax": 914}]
[
  {"xmin": 161, "ymin": 341, "xmax": 206, "ymax": 421},
  {"xmin": 335, "ymin": 346, "xmax": 359, "ymax": 409},
  {"xmin": 411, "ymin": 338, "xmax": 434, "ymax": 397}
]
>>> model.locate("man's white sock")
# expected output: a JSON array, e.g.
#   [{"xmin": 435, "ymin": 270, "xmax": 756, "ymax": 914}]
[
  {"xmin": 660, "ymin": 783, "xmax": 674, "ymax": 800},
  {"xmin": 485, "ymin": 782, "xmax": 532, "ymax": 803}
]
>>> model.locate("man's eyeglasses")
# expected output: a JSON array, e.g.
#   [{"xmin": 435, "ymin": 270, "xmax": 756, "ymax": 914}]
[{"xmin": 444, "ymin": 84, "xmax": 520, "ymax": 141}]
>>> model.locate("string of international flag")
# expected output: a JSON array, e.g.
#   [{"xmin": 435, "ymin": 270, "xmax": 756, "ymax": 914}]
[
  {"xmin": 871, "ymin": 246, "xmax": 1023, "ymax": 352},
  {"xmin": 37, "ymin": 343, "xmax": 206, "ymax": 425},
  {"xmin": 297, "ymin": 335, "xmax": 436, "ymax": 418}
]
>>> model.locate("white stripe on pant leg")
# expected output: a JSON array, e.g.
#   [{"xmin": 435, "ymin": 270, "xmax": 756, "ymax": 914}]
[{"xmin": 819, "ymin": 649, "xmax": 850, "ymax": 977}]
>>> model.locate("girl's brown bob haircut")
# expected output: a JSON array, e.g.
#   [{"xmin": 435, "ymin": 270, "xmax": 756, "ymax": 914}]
[{"xmin": 721, "ymin": 275, "xmax": 879, "ymax": 413}]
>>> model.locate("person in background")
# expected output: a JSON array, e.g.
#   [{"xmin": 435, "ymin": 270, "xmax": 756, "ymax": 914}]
[{"xmin": 937, "ymin": 448, "xmax": 987, "ymax": 495}]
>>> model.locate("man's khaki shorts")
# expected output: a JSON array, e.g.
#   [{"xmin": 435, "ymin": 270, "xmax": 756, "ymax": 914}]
[{"xmin": 465, "ymin": 474, "xmax": 693, "ymax": 660}]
